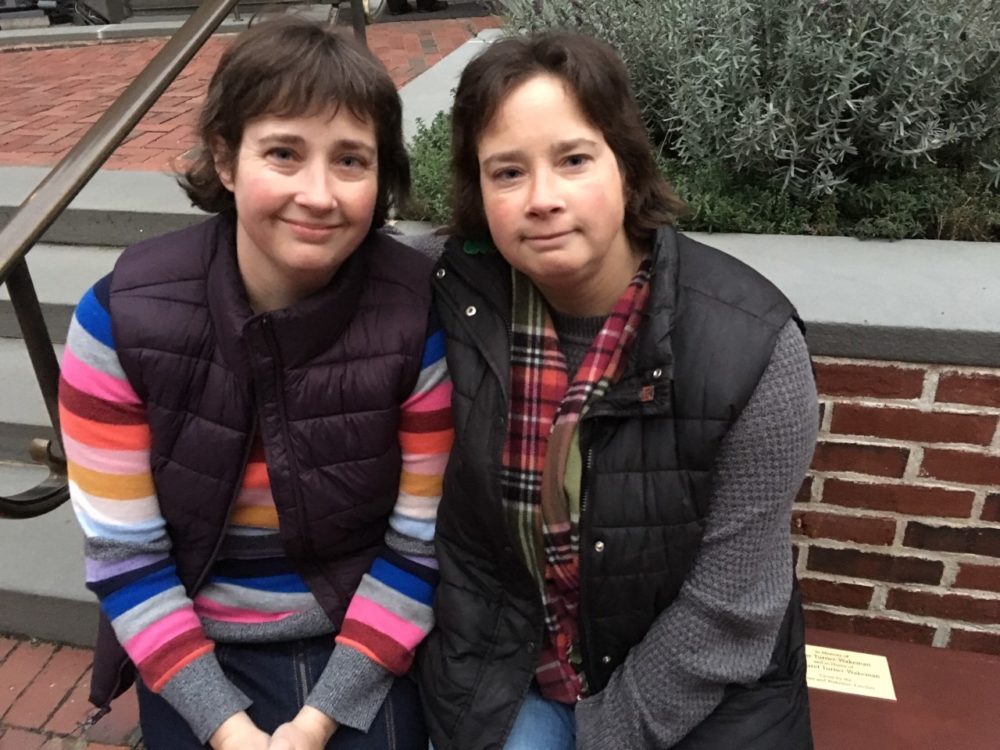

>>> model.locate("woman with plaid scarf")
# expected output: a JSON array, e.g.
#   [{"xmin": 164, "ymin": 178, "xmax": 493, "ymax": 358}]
[{"xmin": 417, "ymin": 31, "xmax": 818, "ymax": 750}]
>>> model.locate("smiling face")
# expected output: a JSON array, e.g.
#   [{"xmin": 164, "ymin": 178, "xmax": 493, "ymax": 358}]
[
  {"xmin": 477, "ymin": 74, "xmax": 639, "ymax": 315},
  {"xmin": 216, "ymin": 106, "xmax": 378, "ymax": 312}
]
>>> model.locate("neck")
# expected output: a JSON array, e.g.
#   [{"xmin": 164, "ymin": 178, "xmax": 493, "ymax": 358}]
[{"xmin": 541, "ymin": 244, "xmax": 646, "ymax": 317}]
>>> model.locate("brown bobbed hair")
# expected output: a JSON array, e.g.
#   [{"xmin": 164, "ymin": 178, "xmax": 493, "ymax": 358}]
[
  {"xmin": 451, "ymin": 32, "xmax": 685, "ymax": 247},
  {"xmin": 179, "ymin": 16, "xmax": 409, "ymax": 228}
]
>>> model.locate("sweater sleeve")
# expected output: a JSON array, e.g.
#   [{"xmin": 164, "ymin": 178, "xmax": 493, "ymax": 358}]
[
  {"xmin": 575, "ymin": 320, "xmax": 818, "ymax": 749},
  {"xmin": 305, "ymin": 311, "xmax": 453, "ymax": 731},
  {"xmin": 60, "ymin": 277, "xmax": 251, "ymax": 743}
]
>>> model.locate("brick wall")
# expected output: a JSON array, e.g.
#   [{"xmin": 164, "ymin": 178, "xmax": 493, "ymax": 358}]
[{"xmin": 796, "ymin": 357, "xmax": 1000, "ymax": 655}]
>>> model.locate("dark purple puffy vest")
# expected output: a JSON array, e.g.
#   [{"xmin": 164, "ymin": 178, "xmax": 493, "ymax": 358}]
[{"xmin": 89, "ymin": 214, "xmax": 433, "ymax": 709}]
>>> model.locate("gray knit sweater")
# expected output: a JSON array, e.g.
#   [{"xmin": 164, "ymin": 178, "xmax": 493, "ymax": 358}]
[{"xmin": 573, "ymin": 320, "xmax": 818, "ymax": 749}]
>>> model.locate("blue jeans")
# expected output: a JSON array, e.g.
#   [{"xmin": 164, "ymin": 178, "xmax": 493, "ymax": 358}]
[
  {"xmin": 503, "ymin": 685, "xmax": 576, "ymax": 750},
  {"xmin": 136, "ymin": 636, "xmax": 426, "ymax": 750}
]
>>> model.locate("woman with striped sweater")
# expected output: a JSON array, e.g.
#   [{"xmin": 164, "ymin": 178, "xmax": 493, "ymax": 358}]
[{"xmin": 59, "ymin": 17, "xmax": 450, "ymax": 750}]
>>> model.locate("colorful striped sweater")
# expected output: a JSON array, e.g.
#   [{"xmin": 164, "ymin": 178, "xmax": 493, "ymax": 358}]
[{"xmin": 60, "ymin": 276, "xmax": 453, "ymax": 741}]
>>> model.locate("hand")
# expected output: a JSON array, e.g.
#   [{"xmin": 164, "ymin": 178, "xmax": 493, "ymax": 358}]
[
  {"xmin": 209, "ymin": 711, "xmax": 270, "ymax": 750},
  {"xmin": 269, "ymin": 706, "xmax": 338, "ymax": 750}
]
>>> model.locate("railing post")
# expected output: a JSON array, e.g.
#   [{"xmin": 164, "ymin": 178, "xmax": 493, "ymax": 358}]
[
  {"xmin": 5, "ymin": 260, "xmax": 63, "ymax": 460},
  {"xmin": 350, "ymin": 0, "xmax": 367, "ymax": 45}
]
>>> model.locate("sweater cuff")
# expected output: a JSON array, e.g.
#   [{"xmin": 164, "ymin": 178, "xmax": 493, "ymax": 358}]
[
  {"xmin": 305, "ymin": 645, "xmax": 394, "ymax": 732},
  {"xmin": 157, "ymin": 653, "xmax": 252, "ymax": 743}
]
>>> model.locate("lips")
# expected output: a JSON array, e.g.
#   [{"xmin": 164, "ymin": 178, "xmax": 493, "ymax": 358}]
[
  {"xmin": 282, "ymin": 218, "xmax": 339, "ymax": 241},
  {"xmin": 525, "ymin": 230, "xmax": 573, "ymax": 242}
]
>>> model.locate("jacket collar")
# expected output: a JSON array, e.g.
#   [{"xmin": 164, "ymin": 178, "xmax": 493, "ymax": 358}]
[{"xmin": 207, "ymin": 212, "xmax": 370, "ymax": 375}]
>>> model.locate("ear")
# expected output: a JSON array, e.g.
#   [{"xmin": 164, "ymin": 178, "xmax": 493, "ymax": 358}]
[{"xmin": 211, "ymin": 137, "xmax": 235, "ymax": 192}]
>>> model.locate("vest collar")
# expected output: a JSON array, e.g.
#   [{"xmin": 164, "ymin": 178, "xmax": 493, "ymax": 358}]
[{"xmin": 207, "ymin": 212, "xmax": 370, "ymax": 374}]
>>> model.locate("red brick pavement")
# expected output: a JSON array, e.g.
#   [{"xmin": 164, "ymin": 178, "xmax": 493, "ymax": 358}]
[
  {"xmin": 0, "ymin": 636, "xmax": 139, "ymax": 749},
  {"xmin": 0, "ymin": 17, "xmax": 498, "ymax": 172}
]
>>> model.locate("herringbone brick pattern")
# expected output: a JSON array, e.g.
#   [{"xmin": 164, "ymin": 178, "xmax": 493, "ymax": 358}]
[{"xmin": 0, "ymin": 17, "xmax": 498, "ymax": 171}]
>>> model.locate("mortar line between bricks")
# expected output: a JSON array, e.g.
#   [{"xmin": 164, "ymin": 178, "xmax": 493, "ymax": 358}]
[
  {"xmin": 970, "ymin": 491, "xmax": 987, "ymax": 522},
  {"xmin": 797, "ymin": 503, "xmax": 978, "ymax": 525},
  {"xmin": 810, "ymin": 468, "xmax": 1000, "ymax": 496},
  {"xmin": 814, "ymin": 357, "xmax": 1000, "ymax": 377},
  {"xmin": 801, "ymin": 537, "xmax": 1000, "ymax": 565},
  {"xmin": 932, "ymin": 623, "xmax": 952, "ymax": 647},
  {"xmin": 800, "ymin": 569, "xmax": 1000, "ymax": 596},
  {"xmin": 920, "ymin": 369, "xmax": 940, "ymax": 404},
  {"xmin": 822, "ymin": 395, "xmax": 1000, "ymax": 415},
  {"xmin": 806, "ymin": 601, "xmax": 1000, "ymax": 633},
  {"xmin": 902, "ymin": 445, "xmax": 923, "ymax": 482}
]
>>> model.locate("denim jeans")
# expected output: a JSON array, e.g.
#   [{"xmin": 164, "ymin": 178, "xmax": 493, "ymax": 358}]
[
  {"xmin": 137, "ymin": 636, "xmax": 426, "ymax": 750},
  {"xmin": 502, "ymin": 684, "xmax": 576, "ymax": 750}
]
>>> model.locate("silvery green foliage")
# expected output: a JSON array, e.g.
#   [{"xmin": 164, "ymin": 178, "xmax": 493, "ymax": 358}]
[{"xmin": 503, "ymin": 0, "xmax": 1000, "ymax": 196}]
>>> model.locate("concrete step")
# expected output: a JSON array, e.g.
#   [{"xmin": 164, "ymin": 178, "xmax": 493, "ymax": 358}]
[
  {"xmin": 0, "ymin": 466, "xmax": 96, "ymax": 646},
  {"xmin": 0, "ymin": 243, "xmax": 122, "ymax": 342},
  {"xmin": 0, "ymin": 166, "xmax": 206, "ymax": 248}
]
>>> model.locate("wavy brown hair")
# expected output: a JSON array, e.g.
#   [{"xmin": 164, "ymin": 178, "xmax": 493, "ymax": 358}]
[
  {"xmin": 179, "ymin": 16, "xmax": 409, "ymax": 227},
  {"xmin": 451, "ymin": 32, "xmax": 685, "ymax": 246}
]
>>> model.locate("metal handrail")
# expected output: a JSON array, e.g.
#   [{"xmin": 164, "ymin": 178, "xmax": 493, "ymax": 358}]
[
  {"xmin": 0, "ymin": 0, "xmax": 245, "ymax": 518},
  {"xmin": 0, "ymin": 1, "xmax": 372, "ymax": 518}
]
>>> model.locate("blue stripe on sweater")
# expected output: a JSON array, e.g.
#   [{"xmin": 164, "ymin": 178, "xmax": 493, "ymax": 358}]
[
  {"xmin": 74, "ymin": 277, "xmax": 115, "ymax": 349},
  {"xmin": 421, "ymin": 326, "xmax": 446, "ymax": 368},
  {"xmin": 369, "ymin": 557, "xmax": 434, "ymax": 605},
  {"xmin": 102, "ymin": 565, "xmax": 183, "ymax": 619},
  {"xmin": 210, "ymin": 572, "xmax": 310, "ymax": 593}
]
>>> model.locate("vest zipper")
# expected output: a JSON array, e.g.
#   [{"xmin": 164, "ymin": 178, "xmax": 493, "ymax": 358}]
[
  {"xmin": 259, "ymin": 314, "xmax": 314, "ymax": 560},
  {"xmin": 578, "ymin": 440, "xmax": 596, "ymax": 692},
  {"xmin": 191, "ymin": 419, "xmax": 259, "ymax": 596}
]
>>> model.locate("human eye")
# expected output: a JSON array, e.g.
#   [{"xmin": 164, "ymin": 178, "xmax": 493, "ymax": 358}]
[
  {"xmin": 492, "ymin": 166, "xmax": 523, "ymax": 183},
  {"xmin": 337, "ymin": 154, "xmax": 369, "ymax": 170},
  {"xmin": 266, "ymin": 146, "xmax": 297, "ymax": 163},
  {"xmin": 562, "ymin": 153, "xmax": 592, "ymax": 169}
]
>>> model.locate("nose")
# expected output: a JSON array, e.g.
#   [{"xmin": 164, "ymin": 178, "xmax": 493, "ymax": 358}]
[
  {"xmin": 295, "ymin": 159, "xmax": 337, "ymax": 212},
  {"xmin": 525, "ymin": 168, "xmax": 564, "ymax": 217}
]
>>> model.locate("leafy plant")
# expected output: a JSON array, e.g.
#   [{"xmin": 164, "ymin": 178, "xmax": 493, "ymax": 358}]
[
  {"xmin": 404, "ymin": 111, "xmax": 1000, "ymax": 239},
  {"xmin": 503, "ymin": 0, "xmax": 1000, "ymax": 199},
  {"xmin": 405, "ymin": 111, "xmax": 454, "ymax": 225}
]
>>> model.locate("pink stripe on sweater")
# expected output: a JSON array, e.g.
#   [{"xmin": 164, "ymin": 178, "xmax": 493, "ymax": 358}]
[
  {"xmin": 124, "ymin": 607, "xmax": 202, "ymax": 663},
  {"xmin": 193, "ymin": 595, "xmax": 295, "ymax": 624},
  {"xmin": 62, "ymin": 432, "xmax": 149, "ymax": 474},
  {"xmin": 61, "ymin": 349, "xmax": 141, "ymax": 405},
  {"xmin": 402, "ymin": 452, "xmax": 449, "ymax": 476},
  {"xmin": 401, "ymin": 380, "xmax": 451, "ymax": 411},
  {"xmin": 344, "ymin": 597, "xmax": 426, "ymax": 649}
]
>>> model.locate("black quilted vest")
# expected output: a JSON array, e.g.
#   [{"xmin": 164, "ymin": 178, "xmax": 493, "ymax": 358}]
[
  {"xmin": 419, "ymin": 227, "xmax": 812, "ymax": 749},
  {"xmin": 88, "ymin": 214, "xmax": 433, "ymax": 709}
]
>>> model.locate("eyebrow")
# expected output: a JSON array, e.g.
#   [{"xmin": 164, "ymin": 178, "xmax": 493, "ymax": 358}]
[
  {"xmin": 480, "ymin": 138, "xmax": 601, "ymax": 169},
  {"xmin": 257, "ymin": 133, "xmax": 376, "ymax": 156}
]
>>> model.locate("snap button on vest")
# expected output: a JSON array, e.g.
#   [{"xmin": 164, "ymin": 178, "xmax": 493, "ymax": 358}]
[
  {"xmin": 594, "ymin": 540, "xmax": 605, "ymax": 553},
  {"xmin": 601, "ymin": 655, "xmax": 612, "ymax": 664},
  {"xmin": 465, "ymin": 305, "xmax": 477, "ymax": 316},
  {"xmin": 436, "ymin": 268, "xmax": 446, "ymax": 279}
]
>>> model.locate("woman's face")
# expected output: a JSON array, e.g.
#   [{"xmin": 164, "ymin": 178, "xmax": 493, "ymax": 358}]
[
  {"xmin": 216, "ymin": 106, "xmax": 379, "ymax": 312},
  {"xmin": 476, "ymin": 74, "xmax": 635, "ymax": 314}
]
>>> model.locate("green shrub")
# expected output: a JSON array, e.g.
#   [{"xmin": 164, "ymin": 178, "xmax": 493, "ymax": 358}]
[
  {"xmin": 503, "ymin": 0, "xmax": 1000, "ymax": 199},
  {"xmin": 405, "ymin": 111, "xmax": 453, "ymax": 225},
  {"xmin": 404, "ymin": 111, "xmax": 1000, "ymax": 239}
]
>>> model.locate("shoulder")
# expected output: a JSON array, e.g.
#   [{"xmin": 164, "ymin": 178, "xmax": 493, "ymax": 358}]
[
  {"xmin": 111, "ymin": 214, "xmax": 223, "ymax": 292},
  {"xmin": 365, "ymin": 230, "xmax": 436, "ymax": 301},
  {"xmin": 665, "ymin": 228, "xmax": 795, "ymax": 332}
]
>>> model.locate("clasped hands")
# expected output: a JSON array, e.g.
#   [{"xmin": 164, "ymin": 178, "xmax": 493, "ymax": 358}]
[{"xmin": 211, "ymin": 706, "xmax": 337, "ymax": 750}]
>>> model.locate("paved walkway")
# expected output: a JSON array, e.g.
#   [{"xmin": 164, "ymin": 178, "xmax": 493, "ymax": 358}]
[
  {"xmin": 0, "ymin": 16, "xmax": 498, "ymax": 172},
  {"xmin": 1, "ymin": 636, "xmax": 138, "ymax": 749}
]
